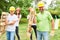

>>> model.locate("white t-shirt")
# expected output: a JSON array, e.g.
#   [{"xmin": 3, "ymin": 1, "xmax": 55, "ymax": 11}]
[
  {"xmin": 6, "ymin": 14, "xmax": 18, "ymax": 31},
  {"xmin": 15, "ymin": 15, "xmax": 22, "ymax": 26}
]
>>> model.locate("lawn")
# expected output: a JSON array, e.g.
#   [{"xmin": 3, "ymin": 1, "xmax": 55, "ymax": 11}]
[{"xmin": 0, "ymin": 23, "xmax": 60, "ymax": 40}]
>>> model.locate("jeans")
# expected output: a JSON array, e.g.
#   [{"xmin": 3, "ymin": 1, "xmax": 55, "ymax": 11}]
[
  {"xmin": 6, "ymin": 31, "xmax": 15, "ymax": 40},
  {"xmin": 14, "ymin": 26, "xmax": 20, "ymax": 40},
  {"xmin": 37, "ymin": 30, "xmax": 49, "ymax": 40}
]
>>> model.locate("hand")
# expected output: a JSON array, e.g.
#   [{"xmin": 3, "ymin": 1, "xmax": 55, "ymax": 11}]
[{"xmin": 50, "ymin": 30, "xmax": 55, "ymax": 37}]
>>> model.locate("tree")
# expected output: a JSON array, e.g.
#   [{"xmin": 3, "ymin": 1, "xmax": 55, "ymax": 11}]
[
  {"xmin": 48, "ymin": 0, "xmax": 60, "ymax": 18},
  {"xmin": 0, "ymin": 0, "xmax": 32, "ymax": 17}
]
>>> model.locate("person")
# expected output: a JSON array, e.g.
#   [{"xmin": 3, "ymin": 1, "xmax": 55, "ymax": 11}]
[
  {"xmin": 27, "ymin": 7, "xmax": 37, "ymax": 40},
  {"xmin": 5, "ymin": 6, "xmax": 18, "ymax": 40},
  {"xmin": 14, "ymin": 7, "xmax": 21, "ymax": 40},
  {"xmin": 0, "ymin": 12, "xmax": 7, "ymax": 35},
  {"xmin": 36, "ymin": 1, "xmax": 55, "ymax": 40}
]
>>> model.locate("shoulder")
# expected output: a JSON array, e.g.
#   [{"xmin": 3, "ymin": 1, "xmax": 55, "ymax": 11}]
[
  {"xmin": 44, "ymin": 11, "xmax": 51, "ymax": 15},
  {"xmin": 36, "ymin": 13, "xmax": 40, "ymax": 16},
  {"xmin": 20, "ymin": 14, "xmax": 22, "ymax": 16},
  {"xmin": 7, "ymin": 14, "xmax": 10, "ymax": 17},
  {"xmin": 6, "ymin": 14, "xmax": 11, "ymax": 19},
  {"xmin": 45, "ymin": 11, "xmax": 50, "ymax": 13},
  {"xmin": 13, "ymin": 14, "xmax": 18, "ymax": 18},
  {"xmin": 14, "ymin": 14, "xmax": 17, "ymax": 16}
]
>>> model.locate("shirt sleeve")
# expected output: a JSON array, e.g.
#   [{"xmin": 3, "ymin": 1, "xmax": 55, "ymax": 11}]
[
  {"xmin": 36, "ymin": 14, "xmax": 40, "ymax": 22},
  {"xmin": 20, "ymin": 15, "xmax": 22, "ymax": 19},
  {"xmin": 14, "ymin": 15, "xmax": 18, "ymax": 22},
  {"xmin": 18, "ymin": 15, "xmax": 22, "ymax": 19},
  {"xmin": 48, "ymin": 12, "xmax": 53, "ymax": 21}
]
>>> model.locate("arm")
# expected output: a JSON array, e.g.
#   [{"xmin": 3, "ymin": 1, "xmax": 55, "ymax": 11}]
[
  {"xmin": 33, "ymin": 16, "xmax": 37, "ymax": 24},
  {"xmin": 8, "ymin": 20, "xmax": 16, "ymax": 25},
  {"xmin": 18, "ymin": 15, "xmax": 22, "ymax": 23},
  {"xmin": 48, "ymin": 12, "xmax": 55, "ymax": 30},
  {"xmin": 50, "ymin": 19, "xmax": 55, "ymax": 36},
  {"xmin": 5, "ymin": 16, "xmax": 17, "ymax": 25},
  {"xmin": 5, "ymin": 19, "xmax": 16, "ymax": 25},
  {"xmin": 51, "ymin": 19, "xmax": 54, "ymax": 30}
]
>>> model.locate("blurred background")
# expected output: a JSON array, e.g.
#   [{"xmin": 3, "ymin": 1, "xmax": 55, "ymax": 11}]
[{"xmin": 0, "ymin": 0, "xmax": 60, "ymax": 40}]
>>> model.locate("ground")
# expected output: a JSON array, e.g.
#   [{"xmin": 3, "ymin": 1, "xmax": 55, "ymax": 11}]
[{"xmin": 0, "ymin": 23, "xmax": 60, "ymax": 40}]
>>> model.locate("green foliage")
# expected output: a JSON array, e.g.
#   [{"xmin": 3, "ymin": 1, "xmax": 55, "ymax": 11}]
[
  {"xmin": 0, "ymin": 0, "xmax": 32, "ymax": 17},
  {"xmin": 48, "ymin": 0, "xmax": 60, "ymax": 18},
  {"xmin": 35, "ymin": 8, "xmax": 39, "ymax": 14},
  {"xmin": 1, "ymin": 23, "xmax": 60, "ymax": 40},
  {"xmin": 20, "ymin": 18, "xmax": 27, "ymax": 24},
  {"xmin": 48, "ymin": 0, "xmax": 60, "ymax": 16},
  {"xmin": 21, "ymin": 7, "xmax": 29, "ymax": 18}
]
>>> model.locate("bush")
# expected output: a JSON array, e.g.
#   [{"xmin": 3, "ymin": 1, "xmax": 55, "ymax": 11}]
[
  {"xmin": 20, "ymin": 18, "xmax": 28, "ymax": 24},
  {"xmin": 21, "ymin": 8, "xmax": 29, "ymax": 18}
]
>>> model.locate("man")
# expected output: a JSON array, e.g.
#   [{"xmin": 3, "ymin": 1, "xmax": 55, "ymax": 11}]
[
  {"xmin": 36, "ymin": 1, "xmax": 54, "ymax": 40},
  {"xmin": 5, "ymin": 6, "xmax": 18, "ymax": 40}
]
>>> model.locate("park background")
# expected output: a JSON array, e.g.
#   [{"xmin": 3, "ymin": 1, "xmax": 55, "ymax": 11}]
[{"xmin": 0, "ymin": 0, "xmax": 60, "ymax": 40}]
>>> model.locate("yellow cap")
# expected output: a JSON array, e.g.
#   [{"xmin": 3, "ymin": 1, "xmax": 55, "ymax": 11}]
[
  {"xmin": 37, "ymin": 1, "xmax": 44, "ymax": 7},
  {"xmin": 9, "ymin": 6, "xmax": 15, "ymax": 11}
]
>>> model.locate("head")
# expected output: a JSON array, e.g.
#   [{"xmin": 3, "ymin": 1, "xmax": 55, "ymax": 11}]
[
  {"xmin": 28, "ymin": 7, "xmax": 35, "ymax": 15},
  {"xmin": 2, "ymin": 12, "xmax": 7, "ymax": 16},
  {"xmin": 9, "ymin": 6, "xmax": 15, "ymax": 15},
  {"xmin": 16, "ymin": 7, "xmax": 21, "ymax": 15},
  {"xmin": 37, "ymin": 1, "xmax": 44, "ymax": 12},
  {"xmin": 28, "ymin": 7, "xmax": 32, "ymax": 12},
  {"xmin": 1, "ymin": 12, "xmax": 7, "ymax": 19}
]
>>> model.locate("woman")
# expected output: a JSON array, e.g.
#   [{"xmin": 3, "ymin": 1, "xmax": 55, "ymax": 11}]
[
  {"xmin": 27, "ymin": 7, "xmax": 37, "ymax": 40},
  {"xmin": 14, "ymin": 7, "xmax": 21, "ymax": 40}
]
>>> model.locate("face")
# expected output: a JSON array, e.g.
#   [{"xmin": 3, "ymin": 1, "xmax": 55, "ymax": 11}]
[
  {"xmin": 16, "ymin": 8, "xmax": 20, "ymax": 14},
  {"xmin": 39, "ymin": 6, "xmax": 44, "ymax": 12},
  {"xmin": 16, "ymin": 10, "xmax": 20, "ymax": 14},
  {"xmin": 30, "ymin": 8, "xmax": 35, "ymax": 15},
  {"xmin": 28, "ymin": 7, "xmax": 32, "ymax": 12},
  {"xmin": 10, "ymin": 10, "xmax": 15, "ymax": 15}
]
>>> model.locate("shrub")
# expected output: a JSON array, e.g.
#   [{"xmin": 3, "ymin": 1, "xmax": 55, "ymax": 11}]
[{"xmin": 20, "ymin": 18, "xmax": 28, "ymax": 24}]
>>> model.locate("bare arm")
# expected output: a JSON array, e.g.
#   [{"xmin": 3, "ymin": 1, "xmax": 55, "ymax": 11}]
[
  {"xmin": 18, "ymin": 15, "xmax": 22, "ymax": 23},
  {"xmin": 33, "ymin": 16, "xmax": 37, "ymax": 24},
  {"xmin": 5, "ymin": 19, "xmax": 16, "ymax": 25},
  {"xmin": 51, "ymin": 19, "xmax": 54, "ymax": 30},
  {"xmin": 9, "ymin": 20, "xmax": 16, "ymax": 25},
  {"xmin": 50, "ymin": 19, "xmax": 55, "ymax": 36}
]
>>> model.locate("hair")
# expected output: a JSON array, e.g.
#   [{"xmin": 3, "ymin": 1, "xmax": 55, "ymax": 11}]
[
  {"xmin": 15, "ymin": 7, "xmax": 21, "ymax": 15},
  {"xmin": 15, "ymin": 11, "xmax": 20, "ymax": 15}
]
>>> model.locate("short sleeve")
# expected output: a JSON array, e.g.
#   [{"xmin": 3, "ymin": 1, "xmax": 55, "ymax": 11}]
[
  {"xmin": 48, "ymin": 12, "xmax": 53, "ymax": 21},
  {"xmin": 20, "ymin": 15, "xmax": 22, "ymax": 19},
  {"xmin": 14, "ymin": 15, "xmax": 18, "ymax": 21},
  {"xmin": 36, "ymin": 14, "xmax": 40, "ymax": 22}
]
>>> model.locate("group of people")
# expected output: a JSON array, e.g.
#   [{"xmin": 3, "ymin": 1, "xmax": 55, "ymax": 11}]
[
  {"xmin": 27, "ymin": 1, "xmax": 54, "ymax": 40},
  {"xmin": 4, "ymin": 1, "xmax": 55, "ymax": 40},
  {"xmin": 5, "ymin": 7, "xmax": 21, "ymax": 40}
]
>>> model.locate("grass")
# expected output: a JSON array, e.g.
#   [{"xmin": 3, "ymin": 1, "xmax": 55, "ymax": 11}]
[{"xmin": 0, "ymin": 23, "xmax": 60, "ymax": 40}]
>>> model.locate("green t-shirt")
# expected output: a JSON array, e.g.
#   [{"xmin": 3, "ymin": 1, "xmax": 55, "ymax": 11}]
[{"xmin": 36, "ymin": 11, "xmax": 53, "ymax": 31}]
